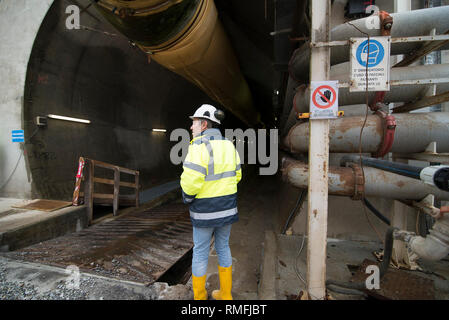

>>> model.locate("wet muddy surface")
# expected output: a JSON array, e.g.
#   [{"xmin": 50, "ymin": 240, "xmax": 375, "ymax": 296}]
[{"xmin": 2, "ymin": 203, "xmax": 193, "ymax": 285}]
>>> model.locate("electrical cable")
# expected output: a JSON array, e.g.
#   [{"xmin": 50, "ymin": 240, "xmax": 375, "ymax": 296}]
[
  {"xmin": 416, "ymin": 211, "xmax": 420, "ymax": 235},
  {"xmin": 294, "ymin": 225, "xmax": 307, "ymax": 287},
  {"xmin": 347, "ymin": 22, "xmax": 385, "ymax": 244},
  {"xmin": 363, "ymin": 203, "xmax": 384, "ymax": 243},
  {"xmin": 285, "ymin": 189, "xmax": 310, "ymax": 297},
  {"xmin": 326, "ymin": 284, "xmax": 368, "ymax": 297},
  {"xmin": 340, "ymin": 155, "xmax": 423, "ymax": 180},
  {"xmin": 362, "ymin": 198, "xmax": 391, "ymax": 226},
  {"xmin": 290, "ymin": 190, "xmax": 308, "ymax": 286},
  {"xmin": 0, "ymin": 127, "xmax": 39, "ymax": 191},
  {"xmin": 282, "ymin": 189, "xmax": 306, "ymax": 234},
  {"xmin": 281, "ymin": 188, "xmax": 308, "ymax": 289},
  {"xmin": 325, "ymin": 227, "xmax": 397, "ymax": 294}
]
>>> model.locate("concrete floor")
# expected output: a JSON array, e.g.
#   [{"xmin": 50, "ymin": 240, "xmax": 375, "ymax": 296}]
[
  {"xmin": 1, "ymin": 172, "xmax": 449, "ymax": 300},
  {"xmin": 0, "ymin": 198, "xmax": 75, "ymax": 233},
  {"xmin": 273, "ymin": 234, "xmax": 449, "ymax": 300},
  {"xmin": 0, "ymin": 171, "xmax": 277, "ymax": 300},
  {"xmin": 275, "ymin": 235, "xmax": 383, "ymax": 300},
  {"xmin": 196, "ymin": 171, "xmax": 279, "ymax": 300},
  {"xmin": 0, "ymin": 197, "xmax": 88, "ymax": 252},
  {"xmin": 215, "ymin": 171, "xmax": 449, "ymax": 300}
]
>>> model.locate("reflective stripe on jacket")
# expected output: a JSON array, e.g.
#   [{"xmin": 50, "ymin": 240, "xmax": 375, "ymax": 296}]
[{"xmin": 180, "ymin": 128, "xmax": 242, "ymax": 227}]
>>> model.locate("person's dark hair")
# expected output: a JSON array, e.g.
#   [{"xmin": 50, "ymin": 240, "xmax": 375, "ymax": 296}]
[{"xmin": 201, "ymin": 119, "xmax": 216, "ymax": 129}]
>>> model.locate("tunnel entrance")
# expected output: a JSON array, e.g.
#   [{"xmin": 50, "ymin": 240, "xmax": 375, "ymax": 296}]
[{"xmin": 23, "ymin": 0, "xmax": 240, "ymax": 203}]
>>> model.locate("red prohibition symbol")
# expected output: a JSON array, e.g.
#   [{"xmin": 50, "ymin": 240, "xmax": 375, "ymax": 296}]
[{"xmin": 312, "ymin": 85, "xmax": 337, "ymax": 109}]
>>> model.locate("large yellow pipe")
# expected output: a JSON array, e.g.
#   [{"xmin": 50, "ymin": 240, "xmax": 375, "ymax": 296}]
[{"xmin": 95, "ymin": 0, "xmax": 261, "ymax": 127}]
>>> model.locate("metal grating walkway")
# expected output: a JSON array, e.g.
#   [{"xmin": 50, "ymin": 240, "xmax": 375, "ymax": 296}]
[{"xmin": 2, "ymin": 203, "xmax": 193, "ymax": 285}]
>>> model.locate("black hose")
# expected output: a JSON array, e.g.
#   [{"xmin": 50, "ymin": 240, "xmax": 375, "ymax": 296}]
[
  {"xmin": 362, "ymin": 198, "xmax": 391, "ymax": 226},
  {"xmin": 340, "ymin": 155, "xmax": 423, "ymax": 179},
  {"xmin": 325, "ymin": 226, "xmax": 397, "ymax": 293},
  {"xmin": 282, "ymin": 189, "xmax": 307, "ymax": 234},
  {"xmin": 326, "ymin": 284, "xmax": 367, "ymax": 297},
  {"xmin": 379, "ymin": 227, "xmax": 396, "ymax": 277}
]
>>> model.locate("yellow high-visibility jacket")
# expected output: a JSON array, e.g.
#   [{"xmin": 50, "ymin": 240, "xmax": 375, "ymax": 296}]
[{"xmin": 181, "ymin": 128, "xmax": 242, "ymax": 227}]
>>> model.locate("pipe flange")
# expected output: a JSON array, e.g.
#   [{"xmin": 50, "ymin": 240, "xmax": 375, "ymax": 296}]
[
  {"xmin": 347, "ymin": 163, "xmax": 365, "ymax": 200},
  {"xmin": 379, "ymin": 11, "xmax": 393, "ymax": 36}
]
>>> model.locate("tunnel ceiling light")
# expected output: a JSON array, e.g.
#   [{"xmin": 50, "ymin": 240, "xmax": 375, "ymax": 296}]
[
  {"xmin": 152, "ymin": 129, "xmax": 167, "ymax": 132},
  {"xmin": 47, "ymin": 114, "xmax": 91, "ymax": 124}
]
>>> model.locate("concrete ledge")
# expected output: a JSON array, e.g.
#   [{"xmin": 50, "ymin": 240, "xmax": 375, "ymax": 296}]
[
  {"xmin": 0, "ymin": 205, "xmax": 88, "ymax": 252},
  {"xmin": 0, "ymin": 184, "xmax": 182, "ymax": 252},
  {"xmin": 258, "ymin": 230, "xmax": 278, "ymax": 300},
  {"xmin": 0, "ymin": 187, "xmax": 182, "ymax": 252}
]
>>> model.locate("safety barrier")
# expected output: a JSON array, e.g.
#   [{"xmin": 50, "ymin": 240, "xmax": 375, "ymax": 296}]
[{"xmin": 72, "ymin": 157, "xmax": 140, "ymax": 224}]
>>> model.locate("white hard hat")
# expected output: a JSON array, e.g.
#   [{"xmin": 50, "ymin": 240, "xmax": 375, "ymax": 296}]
[{"xmin": 189, "ymin": 104, "xmax": 223, "ymax": 124}]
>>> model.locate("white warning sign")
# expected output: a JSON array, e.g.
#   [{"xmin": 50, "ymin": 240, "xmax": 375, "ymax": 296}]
[
  {"xmin": 309, "ymin": 81, "xmax": 339, "ymax": 119},
  {"xmin": 350, "ymin": 36, "xmax": 391, "ymax": 92}
]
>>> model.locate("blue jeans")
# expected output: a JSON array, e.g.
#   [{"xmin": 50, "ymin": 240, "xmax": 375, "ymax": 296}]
[{"xmin": 192, "ymin": 224, "xmax": 233, "ymax": 277}]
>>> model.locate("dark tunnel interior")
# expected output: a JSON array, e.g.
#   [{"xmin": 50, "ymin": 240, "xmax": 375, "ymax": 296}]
[{"xmin": 23, "ymin": 0, "xmax": 289, "ymax": 201}]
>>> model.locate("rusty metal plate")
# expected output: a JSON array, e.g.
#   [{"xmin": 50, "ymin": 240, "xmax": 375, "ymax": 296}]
[
  {"xmin": 351, "ymin": 259, "xmax": 435, "ymax": 300},
  {"xmin": 2, "ymin": 203, "xmax": 193, "ymax": 285},
  {"xmin": 12, "ymin": 199, "xmax": 72, "ymax": 212}
]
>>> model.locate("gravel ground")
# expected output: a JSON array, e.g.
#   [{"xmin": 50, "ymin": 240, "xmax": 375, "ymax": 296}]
[
  {"xmin": 0, "ymin": 261, "xmax": 99, "ymax": 300},
  {"xmin": 0, "ymin": 262, "xmax": 39, "ymax": 300},
  {"xmin": 0, "ymin": 259, "xmax": 192, "ymax": 300}
]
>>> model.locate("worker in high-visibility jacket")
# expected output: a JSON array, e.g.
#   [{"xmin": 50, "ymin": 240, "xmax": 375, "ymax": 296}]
[{"xmin": 181, "ymin": 104, "xmax": 241, "ymax": 300}]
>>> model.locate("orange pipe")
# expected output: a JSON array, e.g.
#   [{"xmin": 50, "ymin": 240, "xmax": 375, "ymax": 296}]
[{"xmin": 95, "ymin": 0, "xmax": 261, "ymax": 127}]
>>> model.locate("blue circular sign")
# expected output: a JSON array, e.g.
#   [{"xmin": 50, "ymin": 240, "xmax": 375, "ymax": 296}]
[{"xmin": 356, "ymin": 39, "xmax": 385, "ymax": 68}]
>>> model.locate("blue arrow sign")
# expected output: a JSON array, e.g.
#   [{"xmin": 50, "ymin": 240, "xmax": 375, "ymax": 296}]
[{"xmin": 12, "ymin": 130, "xmax": 25, "ymax": 143}]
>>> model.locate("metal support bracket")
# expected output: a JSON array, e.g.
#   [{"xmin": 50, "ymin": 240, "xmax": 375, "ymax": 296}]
[
  {"xmin": 310, "ymin": 34, "xmax": 449, "ymax": 48},
  {"xmin": 338, "ymin": 78, "xmax": 449, "ymax": 88},
  {"xmin": 425, "ymin": 141, "xmax": 437, "ymax": 154},
  {"xmin": 347, "ymin": 162, "xmax": 365, "ymax": 200},
  {"xmin": 392, "ymin": 91, "xmax": 449, "ymax": 113}
]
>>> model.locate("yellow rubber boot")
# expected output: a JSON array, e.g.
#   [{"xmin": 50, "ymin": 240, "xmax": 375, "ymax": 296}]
[
  {"xmin": 212, "ymin": 265, "xmax": 233, "ymax": 300},
  {"xmin": 192, "ymin": 274, "xmax": 208, "ymax": 300}
]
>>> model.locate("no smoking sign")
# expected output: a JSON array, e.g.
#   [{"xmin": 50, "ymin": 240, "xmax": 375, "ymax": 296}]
[{"xmin": 310, "ymin": 81, "xmax": 339, "ymax": 119}]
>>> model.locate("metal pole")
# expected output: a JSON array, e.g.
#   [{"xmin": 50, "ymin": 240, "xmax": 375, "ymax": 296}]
[{"xmin": 306, "ymin": 0, "xmax": 330, "ymax": 300}]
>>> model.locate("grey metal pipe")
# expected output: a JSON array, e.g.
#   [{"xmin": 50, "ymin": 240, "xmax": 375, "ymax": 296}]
[
  {"xmin": 292, "ymin": 63, "xmax": 449, "ymax": 114},
  {"xmin": 280, "ymin": 77, "xmax": 302, "ymax": 137},
  {"xmin": 284, "ymin": 112, "xmax": 449, "ymax": 154},
  {"xmin": 289, "ymin": 6, "xmax": 449, "ymax": 81},
  {"xmin": 340, "ymin": 155, "xmax": 422, "ymax": 179},
  {"xmin": 282, "ymin": 158, "xmax": 449, "ymax": 201}
]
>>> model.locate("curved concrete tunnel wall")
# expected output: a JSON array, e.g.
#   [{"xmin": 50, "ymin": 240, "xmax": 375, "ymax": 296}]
[
  {"xmin": 0, "ymin": 0, "xmax": 54, "ymax": 198},
  {"xmin": 1, "ymin": 0, "xmax": 243, "ymax": 201}
]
